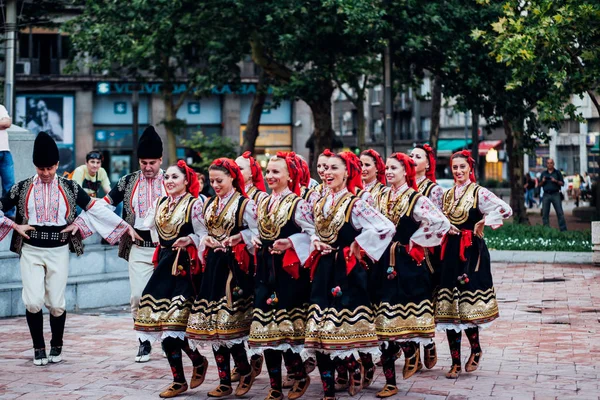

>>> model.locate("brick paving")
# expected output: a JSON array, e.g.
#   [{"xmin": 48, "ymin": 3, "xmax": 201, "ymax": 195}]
[{"xmin": 0, "ymin": 262, "xmax": 599, "ymax": 400}]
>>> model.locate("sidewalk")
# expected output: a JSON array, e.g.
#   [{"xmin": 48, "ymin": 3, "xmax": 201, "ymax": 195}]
[{"xmin": 0, "ymin": 262, "xmax": 599, "ymax": 399}]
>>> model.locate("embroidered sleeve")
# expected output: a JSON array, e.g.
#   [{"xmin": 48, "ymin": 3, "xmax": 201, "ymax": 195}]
[
  {"xmin": 143, "ymin": 197, "xmax": 160, "ymax": 243},
  {"xmin": 429, "ymin": 185, "xmax": 444, "ymax": 210},
  {"xmin": 306, "ymin": 190, "xmax": 321, "ymax": 210},
  {"xmin": 288, "ymin": 199, "xmax": 315, "ymax": 265},
  {"xmin": 74, "ymin": 183, "xmax": 94, "ymax": 210},
  {"xmin": 0, "ymin": 183, "xmax": 19, "ymax": 213},
  {"xmin": 189, "ymin": 197, "xmax": 207, "ymax": 254},
  {"xmin": 411, "ymin": 196, "xmax": 450, "ymax": 248},
  {"xmin": 76, "ymin": 200, "xmax": 132, "ymax": 244},
  {"xmin": 360, "ymin": 190, "xmax": 376, "ymax": 208},
  {"xmin": 0, "ymin": 212, "xmax": 15, "ymax": 241},
  {"xmin": 351, "ymin": 199, "xmax": 395, "ymax": 261},
  {"xmin": 72, "ymin": 216, "xmax": 94, "ymax": 240},
  {"xmin": 104, "ymin": 175, "xmax": 126, "ymax": 206},
  {"xmin": 478, "ymin": 187, "xmax": 512, "ymax": 229},
  {"xmin": 240, "ymin": 199, "xmax": 259, "ymax": 254}
]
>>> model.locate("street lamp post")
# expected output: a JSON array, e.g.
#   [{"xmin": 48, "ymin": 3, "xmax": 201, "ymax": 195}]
[
  {"xmin": 383, "ymin": 44, "xmax": 394, "ymax": 158},
  {"xmin": 4, "ymin": 0, "xmax": 17, "ymax": 116}
]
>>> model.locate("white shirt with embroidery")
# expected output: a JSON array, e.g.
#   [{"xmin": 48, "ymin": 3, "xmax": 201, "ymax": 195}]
[
  {"xmin": 313, "ymin": 188, "xmax": 395, "ymax": 262},
  {"xmin": 388, "ymin": 183, "xmax": 450, "ymax": 249},
  {"xmin": 245, "ymin": 183, "xmax": 269, "ymax": 205},
  {"xmin": 452, "ymin": 181, "xmax": 513, "ymax": 229},
  {"xmin": 416, "ymin": 176, "xmax": 444, "ymax": 210}
]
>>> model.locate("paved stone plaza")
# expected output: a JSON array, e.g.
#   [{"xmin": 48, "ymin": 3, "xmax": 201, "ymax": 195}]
[{"xmin": 0, "ymin": 262, "xmax": 598, "ymax": 399}]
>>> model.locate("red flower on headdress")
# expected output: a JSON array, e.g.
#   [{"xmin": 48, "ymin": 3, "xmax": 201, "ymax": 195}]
[
  {"xmin": 176, "ymin": 160, "xmax": 200, "ymax": 197},
  {"xmin": 241, "ymin": 151, "xmax": 266, "ymax": 192},
  {"xmin": 390, "ymin": 153, "xmax": 418, "ymax": 190},
  {"xmin": 361, "ymin": 149, "xmax": 386, "ymax": 185},
  {"xmin": 276, "ymin": 151, "xmax": 302, "ymax": 196},
  {"xmin": 321, "ymin": 148, "xmax": 335, "ymax": 157},
  {"xmin": 336, "ymin": 151, "xmax": 364, "ymax": 195},
  {"xmin": 451, "ymin": 150, "xmax": 476, "ymax": 183},
  {"xmin": 212, "ymin": 158, "xmax": 248, "ymax": 197}
]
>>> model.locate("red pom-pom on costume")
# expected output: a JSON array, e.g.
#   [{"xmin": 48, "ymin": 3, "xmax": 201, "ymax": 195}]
[
  {"xmin": 211, "ymin": 158, "xmax": 248, "ymax": 198},
  {"xmin": 241, "ymin": 151, "xmax": 266, "ymax": 192},
  {"xmin": 389, "ymin": 153, "xmax": 418, "ymax": 190},
  {"xmin": 361, "ymin": 149, "xmax": 386, "ymax": 185}
]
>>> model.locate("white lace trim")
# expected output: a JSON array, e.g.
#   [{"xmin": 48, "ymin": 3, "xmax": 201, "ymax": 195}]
[
  {"xmin": 436, "ymin": 321, "xmax": 494, "ymax": 333},
  {"xmin": 247, "ymin": 343, "xmax": 304, "ymax": 358},
  {"xmin": 187, "ymin": 336, "xmax": 249, "ymax": 351},
  {"xmin": 301, "ymin": 347, "xmax": 381, "ymax": 363},
  {"xmin": 379, "ymin": 337, "xmax": 433, "ymax": 347},
  {"xmin": 137, "ymin": 330, "xmax": 186, "ymax": 343}
]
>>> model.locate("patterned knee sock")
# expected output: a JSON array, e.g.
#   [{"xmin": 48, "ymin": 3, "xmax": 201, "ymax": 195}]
[
  {"xmin": 465, "ymin": 327, "xmax": 482, "ymax": 354},
  {"xmin": 446, "ymin": 329, "xmax": 462, "ymax": 366},
  {"xmin": 359, "ymin": 352, "xmax": 374, "ymax": 371},
  {"xmin": 381, "ymin": 342, "xmax": 400, "ymax": 386},
  {"xmin": 345, "ymin": 355, "xmax": 361, "ymax": 382},
  {"xmin": 335, "ymin": 358, "xmax": 348, "ymax": 382},
  {"xmin": 264, "ymin": 350, "xmax": 283, "ymax": 390},
  {"xmin": 181, "ymin": 339, "xmax": 206, "ymax": 367},
  {"xmin": 316, "ymin": 352, "xmax": 335, "ymax": 397},
  {"xmin": 283, "ymin": 350, "xmax": 306, "ymax": 380},
  {"xmin": 400, "ymin": 341, "xmax": 417, "ymax": 359},
  {"xmin": 230, "ymin": 343, "xmax": 251, "ymax": 376},
  {"xmin": 213, "ymin": 346, "xmax": 232, "ymax": 386},
  {"xmin": 163, "ymin": 338, "xmax": 185, "ymax": 383}
]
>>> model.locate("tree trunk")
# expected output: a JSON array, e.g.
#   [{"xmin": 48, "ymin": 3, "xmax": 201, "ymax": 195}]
[
  {"xmin": 242, "ymin": 69, "xmax": 267, "ymax": 154},
  {"xmin": 164, "ymin": 88, "xmax": 177, "ymax": 164},
  {"xmin": 429, "ymin": 75, "xmax": 442, "ymax": 157},
  {"xmin": 471, "ymin": 112, "xmax": 479, "ymax": 180},
  {"xmin": 307, "ymin": 83, "xmax": 335, "ymax": 175},
  {"xmin": 504, "ymin": 116, "xmax": 529, "ymax": 225},
  {"xmin": 356, "ymin": 92, "xmax": 366, "ymax": 151}
]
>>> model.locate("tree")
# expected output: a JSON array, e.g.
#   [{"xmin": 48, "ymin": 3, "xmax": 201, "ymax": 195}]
[
  {"xmin": 65, "ymin": 0, "xmax": 243, "ymax": 163},
  {"xmin": 244, "ymin": 0, "xmax": 387, "ymax": 170},
  {"xmin": 185, "ymin": 132, "xmax": 238, "ymax": 172}
]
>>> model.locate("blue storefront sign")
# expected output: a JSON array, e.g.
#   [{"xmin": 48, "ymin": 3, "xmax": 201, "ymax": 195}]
[{"xmin": 96, "ymin": 82, "xmax": 273, "ymax": 96}]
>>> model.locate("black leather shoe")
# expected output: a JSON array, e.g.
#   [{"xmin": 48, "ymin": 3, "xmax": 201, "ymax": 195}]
[
  {"xmin": 34, "ymin": 348, "xmax": 48, "ymax": 366},
  {"xmin": 49, "ymin": 346, "xmax": 62, "ymax": 363},
  {"xmin": 135, "ymin": 340, "xmax": 151, "ymax": 362}
]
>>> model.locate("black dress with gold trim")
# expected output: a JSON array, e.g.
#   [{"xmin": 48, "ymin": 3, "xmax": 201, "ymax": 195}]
[
  {"xmin": 186, "ymin": 191, "xmax": 257, "ymax": 347},
  {"xmin": 435, "ymin": 182, "xmax": 510, "ymax": 331},
  {"xmin": 373, "ymin": 187, "xmax": 447, "ymax": 344},
  {"xmin": 134, "ymin": 194, "xmax": 202, "ymax": 342},
  {"xmin": 248, "ymin": 191, "xmax": 314, "ymax": 354},
  {"xmin": 304, "ymin": 190, "xmax": 394, "ymax": 359}
]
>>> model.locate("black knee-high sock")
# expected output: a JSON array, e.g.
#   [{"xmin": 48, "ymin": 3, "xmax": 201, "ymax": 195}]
[
  {"xmin": 446, "ymin": 329, "xmax": 462, "ymax": 366},
  {"xmin": 26, "ymin": 310, "xmax": 45, "ymax": 349},
  {"xmin": 465, "ymin": 327, "xmax": 482, "ymax": 354},
  {"xmin": 214, "ymin": 346, "xmax": 232, "ymax": 386},
  {"xmin": 316, "ymin": 352, "xmax": 335, "ymax": 397},
  {"xmin": 49, "ymin": 312, "xmax": 66, "ymax": 348},
  {"xmin": 381, "ymin": 342, "xmax": 400, "ymax": 386},
  {"xmin": 181, "ymin": 339, "xmax": 206, "ymax": 367},
  {"xmin": 400, "ymin": 341, "xmax": 417, "ymax": 359},
  {"xmin": 345, "ymin": 355, "xmax": 361, "ymax": 382},
  {"xmin": 230, "ymin": 343, "xmax": 251, "ymax": 376},
  {"xmin": 264, "ymin": 350, "xmax": 283, "ymax": 390},
  {"xmin": 283, "ymin": 350, "xmax": 306, "ymax": 380},
  {"xmin": 163, "ymin": 337, "xmax": 185, "ymax": 383},
  {"xmin": 359, "ymin": 352, "xmax": 374, "ymax": 371}
]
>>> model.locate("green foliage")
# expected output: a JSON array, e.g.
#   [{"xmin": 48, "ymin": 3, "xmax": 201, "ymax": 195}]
[
  {"xmin": 183, "ymin": 132, "xmax": 238, "ymax": 172},
  {"xmin": 484, "ymin": 223, "xmax": 591, "ymax": 252}
]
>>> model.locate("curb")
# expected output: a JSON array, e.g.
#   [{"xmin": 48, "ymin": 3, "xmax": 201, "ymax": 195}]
[{"xmin": 490, "ymin": 250, "xmax": 592, "ymax": 264}]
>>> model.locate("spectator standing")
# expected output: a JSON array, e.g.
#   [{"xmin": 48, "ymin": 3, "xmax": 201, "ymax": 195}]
[
  {"xmin": 524, "ymin": 172, "xmax": 537, "ymax": 208},
  {"xmin": 71, "ymin": 151, "xmax": 111, "ymax": 199},
  {"xmin": 540, "ymin": 158, "xmax": 567, "ymax": 231},
  {"xmin": 0, "ymin": 104, "xmax": 15, "ymax": 218},
  {"xmin": 572, "ymin": 173, "xmax": 582, "ymax": 207}
]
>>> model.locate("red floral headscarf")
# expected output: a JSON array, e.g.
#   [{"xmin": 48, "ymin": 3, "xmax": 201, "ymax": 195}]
[
  {"xmin": 361, "ymin": 149, "xmax": 386, "ymax": 185},
  {"xmin": 175, "ymin": 160, "xmax": 200, "ymax": 198},
  {"xmin": 275, "ymin": 151, "xmax": 302, "ymax": 196},
  {"xmin": 336, "ymin": 151, "xmax": 364, "ymax": 195},
  {"xmin": 211, "ymin": 158, "xmax": 248, "ymax": 198},
  {"xmin": 451, "ymin": 150, "xmax": 476, "ymax": 183},
  {"xmin": 240, "ymin": 151, "xmax": 266, "ymax": 192},
  {"xmin": 320, "ymin": 148, "xmax": 335, "ymax": 158},
  {"xmin": 389, "ymin": 152, "xmax": 418, "ymax": 190},
  {"xmin": 415, "ymin": 144, "xmax": 437, "ymax": 182},
  {"xmin": 298, "ymin": 156, "xmax": 311, "ymax": 187}
]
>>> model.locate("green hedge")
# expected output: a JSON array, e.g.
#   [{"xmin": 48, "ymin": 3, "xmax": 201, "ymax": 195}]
[{"xmin": 484, "ymin": 223, "xmax": 591, "ymax": 252}]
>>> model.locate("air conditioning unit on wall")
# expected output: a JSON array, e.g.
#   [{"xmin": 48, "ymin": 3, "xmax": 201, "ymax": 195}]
[{"xmin": 15, "ymin": 61, "xmax": 31, "ymax": 75}]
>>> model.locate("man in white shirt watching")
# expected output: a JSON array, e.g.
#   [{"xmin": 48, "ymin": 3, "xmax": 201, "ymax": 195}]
[{"xmin": 0, "ymin": 104, "xmax": 15, "ymax": 218}]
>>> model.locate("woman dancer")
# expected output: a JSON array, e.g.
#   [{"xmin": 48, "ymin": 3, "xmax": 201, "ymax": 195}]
[
  {"xmin": 236, "ymin": 151, "xmax": 268, "ymax": 204},
  {"xmin": 410, "ymin": 143, "xmax": 444, "ymax": 368},
  {"xmin": 314, "ymin": 149, "xmax": 335, "ymax": 197},
  {"xmin": 436, "ymin": 150, "xmax": 512, "ymax": 379},
  {"xmin": 186, "ymin": 158, "xmax": 259, "ymax": 397},
  {"xmin": 134, "ymin": 161, "xmax": 208, "ymax": 398},
  {"xmin": 298, "ymin": 155, "xmax": 320, "ymax": 208},
  {"xmin": 373, "ymin": 153, "xmax": 449, "ymax": 398},
  {"xmin": 248, "ymin": 152, "xmax": 315, "ymax": 400},
  {"xmin": 360, "ymin": 149, "xmax": 388, "ymax": 206},
  {"xmin": 305, "ymin": 151, "xmax": 395, "ymax": 400}
]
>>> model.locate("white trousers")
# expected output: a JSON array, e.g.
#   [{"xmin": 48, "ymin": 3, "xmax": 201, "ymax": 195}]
[
  {"xmin": 128, "ymin": 245, "xmax": 155, "ymax": 320},
  {"xmin": 20, "ymin": 243, "xmax": 70, "ymax": 317}
]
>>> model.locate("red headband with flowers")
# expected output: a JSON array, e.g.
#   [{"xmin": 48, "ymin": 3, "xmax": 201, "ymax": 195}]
[
  {"xmin": 361, "ymin": 149, "xmax": 386, "ymax": 185},
  {"xmin": 298, "ymin": 157, "xmax": 311, "ymax": 187},
  {"xmin": 320, "ymin": 148, "xmax": 335, "ymax": 158},
  {"xmin": 390, "ymin": 152, "xmax": 418, "ymax": 190},
  {"xmin": 451, "ymin": 150, "xmax": 476, "ymax": 183},
  {"xmin": 275, "ymin": 151, "xmax": 302, "ymax": 195},
  {"xmin": 241, "ymin": 151, "xmax": 266, "ymax": 192},
  {"xmin": 211, "ymin": 158, "xmax": 248, "ymax": 197},
  {"xmin": 175, "ymin": 160, "xmax": 200, "ymax": 197},
  {"xmin": 336, "ymin": 151, "xmax": 364, "ymax": 195}
]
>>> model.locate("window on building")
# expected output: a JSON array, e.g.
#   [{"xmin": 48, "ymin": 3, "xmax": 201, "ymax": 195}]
[
  {"xmin": 371, "ymin": 85, "xmax": 382, "ymax": 105},
  {"xmin": 420, "ymin": 77, "xmax": 431, "ymax": 99},
  {"xmin": 340, "ymin": 111, "xmax": 355, "ymax": 136}
]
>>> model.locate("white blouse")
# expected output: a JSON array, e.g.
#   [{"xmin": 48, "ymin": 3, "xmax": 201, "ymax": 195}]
[
  {"xmin": 452, "ymin": 181, "xmax": 513, "ymax": 229},
  {"xmin": 416, "ymin": 176, "xmax": 444, "ymax": 210}
]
